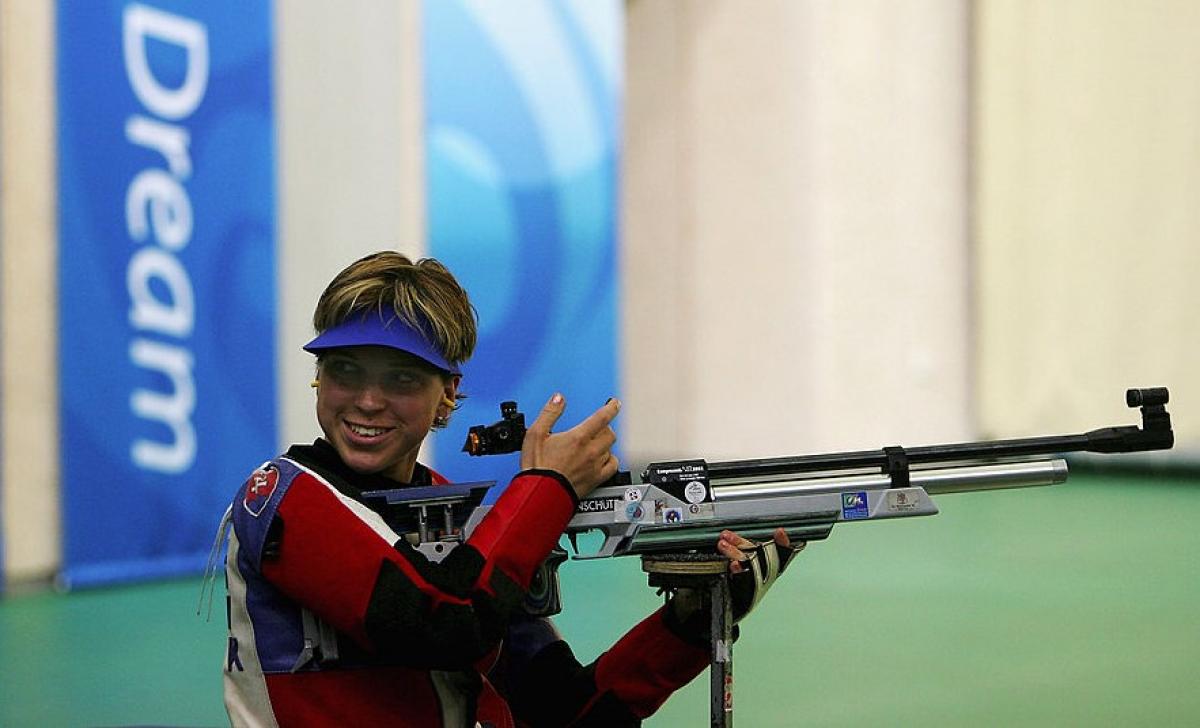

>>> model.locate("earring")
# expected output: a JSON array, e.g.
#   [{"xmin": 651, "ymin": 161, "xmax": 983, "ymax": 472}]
[
  {"xmin": 434, "ymin": 396, "xmax": 456, "ymax": 427},
  {"xmin": 310, "ymin": 379, "xmax": 320, "ymax": 389}
]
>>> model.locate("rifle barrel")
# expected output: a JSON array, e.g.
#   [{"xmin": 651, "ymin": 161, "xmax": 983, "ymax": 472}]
[
  {"xmin": 706, "ymin": 432, "xmax": 1119, "ymax": 481},
  {"xmin": 712, "ymin": 458, "xmax": 1069, "ymax": 499}
]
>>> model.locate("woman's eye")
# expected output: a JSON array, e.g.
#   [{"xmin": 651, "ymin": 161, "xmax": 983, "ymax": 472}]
[
  {"xmin": 325, "ymin": 361, "xmax": 362, "ymax": 383},
  {"xmin": 320, "ymin": 360, "xmax": 429, "ymax": 394},
  {"xmin": 383, "ymin": 372, "xmax": 421, "ymax": 391}
]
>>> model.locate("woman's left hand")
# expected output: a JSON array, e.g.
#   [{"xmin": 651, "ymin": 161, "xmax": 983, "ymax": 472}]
[
  {"xmin": 666, "ymin": 528, "xmax": 806, "ymax": 638},
  {"xmin": 717, "ymin": 528, "xmax": 797, "ymax": 573},
  {"xmin": 721, "ymin": 528, "xmax": 805, "ymax": 622}
]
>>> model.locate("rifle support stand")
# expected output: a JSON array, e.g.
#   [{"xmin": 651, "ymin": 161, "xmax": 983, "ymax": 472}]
[{"xmin": 642, "ymin": 554, "xmax": 735, "ymax": 728}]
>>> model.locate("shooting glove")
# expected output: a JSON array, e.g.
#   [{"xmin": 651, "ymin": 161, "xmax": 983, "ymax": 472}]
[
  {"xmin": 728, "ymin": 537, "xmax": 803, "ymax": 622},
  {"xmin": 664, "ymin": 536, "xmax": 804, "ymax": 646}
]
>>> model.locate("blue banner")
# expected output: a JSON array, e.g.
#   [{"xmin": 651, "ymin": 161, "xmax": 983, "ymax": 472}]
[
  {"xmin": 57, "ymin": 1, "xmax": 276, "ymax": 587},
  {"xmin": 425, "ymin": 0, "xmax": 622, "ymax": 481}
]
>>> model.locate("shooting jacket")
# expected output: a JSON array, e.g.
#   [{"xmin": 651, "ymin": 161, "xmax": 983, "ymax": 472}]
[{"xmin": 222, "ymin": 439, "xmax": 709, "ymax": 727}]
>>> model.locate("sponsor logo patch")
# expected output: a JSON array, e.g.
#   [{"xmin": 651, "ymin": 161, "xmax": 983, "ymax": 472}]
[
  {"xmin": 841, "ymin": 491, "xmax": 870, "ymax": 520},
  {"xmin": 886, "ymin": 489, "xmax": 920, "ymax": 512},
  {"xmin": 243, "ymin": 464, "xmax": 280, "ymax": 517}
]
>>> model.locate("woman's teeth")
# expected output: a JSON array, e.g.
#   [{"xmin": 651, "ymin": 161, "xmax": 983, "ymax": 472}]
[{"xmin": 349, "ymin": 423, "xmax": 388, "ymax": 437}]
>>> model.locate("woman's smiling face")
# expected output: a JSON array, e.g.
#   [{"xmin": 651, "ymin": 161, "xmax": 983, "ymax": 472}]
[{"xmin": 315, "ymin": 345, "xmax": 457, "ymax": 482}]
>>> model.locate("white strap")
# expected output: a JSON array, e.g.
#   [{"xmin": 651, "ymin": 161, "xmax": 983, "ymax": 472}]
[{"xmin": 196, "ymin": 503, "xmax": 234, "ymax": 620}]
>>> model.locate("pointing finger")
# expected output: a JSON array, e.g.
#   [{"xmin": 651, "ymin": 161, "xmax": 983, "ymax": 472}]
[{"xmin": 575, "ymin": 398, "xmax": 621, "ymax": 437}]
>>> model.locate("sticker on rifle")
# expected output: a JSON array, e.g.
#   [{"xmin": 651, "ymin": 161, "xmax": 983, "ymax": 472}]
[
  {"xmin": 886, "ymin": 489, "xmax": 920, "ymax": 512},
  {"xmin": 683, "ymin": 480, "xmax": 708, "ymax": 504},
  {"xmin": 577, "ymin": 497, "xmax": 619, "ymax": 514},
  {"xmin": 624, "ymin": 502, "xmax": 646, "ymax": 522},
  {"xmin": 624, "ymin": 487, "xmax": 642, "ymax": 502},
  {"xmin": 663, "ymin": 507, "xmax": 684, "ymax": 524},
  {"xmin": 841, "ymin": 491, "xmax": 870, "ymax": 520}
]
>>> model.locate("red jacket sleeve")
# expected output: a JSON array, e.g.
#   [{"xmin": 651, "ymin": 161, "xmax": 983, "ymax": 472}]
[
  {"xmin": 464, "ymin": 468, "xmax": 578, "ymax": 592},
  {"xmin": 589, "ymin": 606, "xmax": 710, "ymax": 719},
  {"xmin": 258, "ymin": 468, "xmax": 576, "ymax": 668},
  {"xmin": 500, "ymin": 608, "xmax": 710, "ymax": 726}
]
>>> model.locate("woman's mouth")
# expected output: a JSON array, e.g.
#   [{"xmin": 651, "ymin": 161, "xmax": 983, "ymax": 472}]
[{"xmin": 344, "ymin": 421, "xmax": 394, "ymax": 440}]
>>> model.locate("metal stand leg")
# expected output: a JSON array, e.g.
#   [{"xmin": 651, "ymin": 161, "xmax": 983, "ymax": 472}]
[
  {"xmin": 710, "ymin": 572, "xmax": 733, "ymax": 727},
  {"xmin": 641, "ymin": 554, "xmax": 736, "ymax": 728}
]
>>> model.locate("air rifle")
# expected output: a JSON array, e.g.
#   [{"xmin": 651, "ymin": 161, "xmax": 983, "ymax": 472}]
[
  {"xmin": 362, "ymin": 387, "xmax": 1174, "ymax": 726},
  {"xmin": 365, "ymin": 387, "xmax": 1173, "ymax": 605}
]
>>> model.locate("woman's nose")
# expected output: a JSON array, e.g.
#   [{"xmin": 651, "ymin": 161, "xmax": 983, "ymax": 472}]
[{"xmin": 353, "ymin": 382, "xmax": 388, "ymax": 410}]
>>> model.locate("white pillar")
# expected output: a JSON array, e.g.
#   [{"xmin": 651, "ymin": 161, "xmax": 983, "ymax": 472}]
[
  {"xmin": 275, "ymin": 1, "xmax": 426, "ymax": 448},
  {"xmin": 1, "ymin": 0, "xmax": 61, "ymax": 583},
  {"xmin": 623, "ymin": 0, "xmax": 971, "ymax": 464}
]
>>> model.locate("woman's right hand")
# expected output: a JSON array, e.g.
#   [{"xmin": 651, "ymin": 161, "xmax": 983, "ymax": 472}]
[{"xmin": 520, "ymin": 393, "xmax": 621, "ymax": 499}]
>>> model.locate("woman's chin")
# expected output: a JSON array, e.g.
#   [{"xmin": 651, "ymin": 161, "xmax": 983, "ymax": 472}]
[{"xmin": 332, "ymin": 440, "xmax": 385, "ymax": 471}]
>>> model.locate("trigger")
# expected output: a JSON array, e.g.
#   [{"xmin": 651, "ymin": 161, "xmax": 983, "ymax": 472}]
[{"xmin": 567, "ymin": 532, "xmax": 579, "ymax": 555}]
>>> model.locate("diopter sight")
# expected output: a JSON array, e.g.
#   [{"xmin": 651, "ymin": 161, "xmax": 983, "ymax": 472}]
[{"xmin": 463, "ymin": 401, "xmax": 527, "ymax": 456}]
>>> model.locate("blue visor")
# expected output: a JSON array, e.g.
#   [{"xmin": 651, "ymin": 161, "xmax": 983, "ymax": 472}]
[{"xmin": 303, "ymin": 312, "xmax": 460, "ymax": 374}]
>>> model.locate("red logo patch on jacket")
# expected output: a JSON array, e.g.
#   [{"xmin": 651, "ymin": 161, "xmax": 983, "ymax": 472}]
[{"xmin": 243, "ymin": 465, "xmax": 280, "ymax": 517}]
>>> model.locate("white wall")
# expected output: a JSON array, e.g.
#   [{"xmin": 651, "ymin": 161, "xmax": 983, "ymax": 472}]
[
  {"xmin": 975, "ymin": 0, "xmax": 1200, "ymax": 447},
  {"xmin": 275, "ymin": 1, "xmax": 426, "ymax": 448},
  {"xmin": 622, "ymin": 0, "xmax": 972, "ymax": 465}
]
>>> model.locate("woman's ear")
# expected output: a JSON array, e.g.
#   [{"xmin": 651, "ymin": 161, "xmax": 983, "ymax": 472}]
[
  {"xmin": 433, "ymin": 376, "xmax": 461, "ymax": 429},
  {"xmin": 442, "ymin": 375, "xmax": 461, "ymax": 409}
]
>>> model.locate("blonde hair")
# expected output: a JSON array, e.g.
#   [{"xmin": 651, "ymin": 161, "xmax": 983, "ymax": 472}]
[{"xmin": 312, "ymin": 251, "xmax": 477, "ymax": 369}]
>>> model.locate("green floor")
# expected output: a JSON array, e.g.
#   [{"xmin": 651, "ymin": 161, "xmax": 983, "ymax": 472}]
[{"xmin": 2, "ymin": 472, "xmax": 1197, "ymax": 727}]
